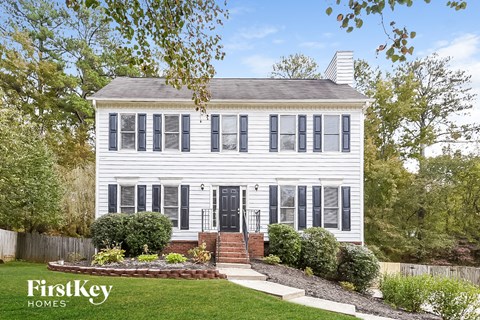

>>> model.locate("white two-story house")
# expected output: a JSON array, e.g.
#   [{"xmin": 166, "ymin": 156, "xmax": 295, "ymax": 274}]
[{"xmin": 89, "ymin": 51, "xmax": 370, "ymax": 261}]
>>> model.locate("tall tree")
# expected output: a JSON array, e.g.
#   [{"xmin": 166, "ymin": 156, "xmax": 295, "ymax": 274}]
[
  {"xmin": 270, "ymin": 53, "xmax": 322, "ymax": 79},
  {"xmin": 69, "ymin": 0, "xmax": 228, "ymax": 112},
  {"xmin": 0, "ymin": 0, "xmax": 145, "ymax": 167},
  {"xmin": 0, "ymin": 108, "xmax": 62, "ymax": 233}
]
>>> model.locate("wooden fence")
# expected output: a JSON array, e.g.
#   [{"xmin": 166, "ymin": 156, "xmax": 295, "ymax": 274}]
[
  {"xmin": 380, "ymin": 262, "xmax": 480, "ymax": 286},
  {"xmin": 0, "ymin": 229, "xmax": 17, "ymax": 261},
  {"xmin": 0, "ymin": 229, "xmax": 95, "ymax": 263}
]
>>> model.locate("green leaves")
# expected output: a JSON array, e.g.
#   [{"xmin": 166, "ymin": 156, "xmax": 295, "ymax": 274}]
[
  {"xmin": 270, "ymin": 53, "xmax": 322, "ymax": 79},
  {"xmin": 327, "ymin": 0, "xmax": 469, "ymax": 62}
]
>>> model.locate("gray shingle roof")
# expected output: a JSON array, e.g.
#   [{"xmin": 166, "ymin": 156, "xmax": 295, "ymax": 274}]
[{"xmin": 89, "ymin": 77, "xmax": 367, "ymax": 101}]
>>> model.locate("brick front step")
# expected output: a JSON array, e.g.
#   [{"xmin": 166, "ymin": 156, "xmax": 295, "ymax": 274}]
[
  {"xmin": 217, "ymin": 252, "xmax": 249, "ymax": 258},
  {"xmin": 217, "ymin": 257, "xmax": 249, "ymax": 264},
  {"xmin": 217, "ymin": 242, "xmax": 245, "ymax": 248}
]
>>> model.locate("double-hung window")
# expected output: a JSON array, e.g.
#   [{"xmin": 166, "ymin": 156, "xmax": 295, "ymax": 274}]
[
  {"xmin": 280, "ymin": 115, "xmax": 296, "ymax": 151},
  {"xmin": 120, "ymin": 185, "xmax": 135, "ymax": 213},
  {"xmin": 324, "ymin": 186, "xmax": 339, "ymax": 228},
  {"xmin": 280, "ymin": 186, "xmax": 295, "ymax": 227},
  {"xmin": 164, "ymin": 115, "xmax": 180, "ymax": 150},
  {"xmin": 120, "ymin": 114, "xmax": 136, "ymax": 150},
  {"xmin": 222, "ymin": 115, "xmax": 238, "ymax": 151},
  {"xmin": 164, "ymin": 186, "xmax": 179, "ymax": 227},
  {"xmin": 324, "ymin": 115, "xmax": 340, "ymax": 152}
]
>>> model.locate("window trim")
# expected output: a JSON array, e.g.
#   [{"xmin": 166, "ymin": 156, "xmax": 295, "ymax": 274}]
[
  {"xmin": 162, "ymin": 185, "xmax": 180, "ymax": 229},
  {"xmin": 278, "ymin": 185, "xmax": 296, "ymax": 228},
  {"xmin": 119, "ymin": 113, "xmax": 136, "ymax": 151},
  {"xmin": 220, "ymin": 114, "xmax": 239, "ymax": 152},
  {"xmin": 279, "ymin": 115, "xmax": 297, "ymax": 152},
  {"xmin": 118, "ymin": 184, "xmax": 136, "ymax": 213},
  {"xmin": 164, "ymin": 114, "xmax": 181, "ymax": 152},
  {"xmin": 323, "ymin": 115, "xmax": 341, "ymax": 152},
  {"xmin": 323, "ymin": 186, "xmax": 340, "ymax": 229}
]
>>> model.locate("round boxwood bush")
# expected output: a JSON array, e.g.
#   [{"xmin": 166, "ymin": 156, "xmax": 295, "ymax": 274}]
[
  {"xmin": 125, "ymin": 212, "xmax": 173, "ymax": 256},
  {"xmin": 90, "ymin": 213, "xmax": 131, "ymax": 250},
  {"xmin": 337, "ymin": 244, "xmax": 380, "ymax": 293},
  {"xmin": 300, "ymin": 227, "xmax": 339, "ymax": 279},
  {"xmin": 268, "ymin": 224, "xmax": 301, "ymax": 266}
]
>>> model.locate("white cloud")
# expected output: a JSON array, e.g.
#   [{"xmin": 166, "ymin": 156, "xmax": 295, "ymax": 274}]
[
  {"xmin": 299, "ymin": 41, "xmax": 326, "ymax": 49},
  {"xmin": 238, "ymin": 26, "xmax": 279, "ymax": 39},
  {"xmin": 228, "ymin": 6, "xmax": 253, "ymax": 16},
  {"xmin": 272, "ymin": 39, "xmax": 285, "ymax": 45},
  {"xmin": 436, "ymin": 34, "xmax": 480, "ymax": 61},
  {"xmin": 242, "ymin": 54, "xmax": 277, "ymax": 77}
]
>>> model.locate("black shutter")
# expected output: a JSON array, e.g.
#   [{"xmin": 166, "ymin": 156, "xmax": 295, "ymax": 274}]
[
  {"xmin": 137, "ymin": 114, "xmax": 146, "ymax": 151},
  {"xmin": 313, "ymin": 115, "xmax": 322, "ymax": 152},
  {"xmin": 211, "ymin": 114, "xmax": 220, "ymax": 152},
  {"xmin": 298, "ymin": 115, "xmax": 307, "ymax": 152},
  {"xmin": 239, "ymin": 115, "xmax": 248, "ymax": 152},
  {"xmin": 137, "ymin": 185, "xmax": 146, "ymax": 212},
  {"xmin": 109, "ymin": 113, "xmax": 118, "ymax": 151},
  {"xmin": 298, "ymin": 186, "xmax": 307, "ymax": 230},
  {"xmin": 108, "ymin": 184, "xmax": 117, "ymax": 213},
  {"xmin": 153, "ymin": 114, "xmax": 162, "ymax": 151},
  {"xmin": 341, "ymin": 186, "xmax": 351, "ymax": 231},
  {"xmin": 312, "ymin": 186, "xmax": 321, "ymax": 227},
  {"xmin": 269, "ymin": 185, "xmax": 278, "ymax": 224},
  {"xmin": 152, "ymin": 185, "xmax": 161, "ymax": 212},
  {"xmin": 269, "ymin": 115, "xmax": 278, "ymax": 152},
  {"xmin": 181, "ymin": 114, "xmax": 190, "ymax": 152},
  {"xmin": 342, "ymin": 114, "xmax": 350, "ymax": 152},
  {"xmin": 180, "ymin": 185, "xmax": 189, "ymax": 230}
]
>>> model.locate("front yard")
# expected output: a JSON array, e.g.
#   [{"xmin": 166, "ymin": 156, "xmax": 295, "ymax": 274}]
[{"xmin": 0, "ymin": 262, "xmax": 354, "ymax": 320}]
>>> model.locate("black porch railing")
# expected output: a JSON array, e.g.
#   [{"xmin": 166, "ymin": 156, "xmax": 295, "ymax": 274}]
[{"xmin": 201, "ymin": 209, "xmax": 261, "ymax": 233}]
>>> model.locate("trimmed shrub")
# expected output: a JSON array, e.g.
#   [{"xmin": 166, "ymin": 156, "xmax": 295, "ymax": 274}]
[
  {"xmin": 90, "ymin": 213, "xmax": 131, "ymax": 250},
  {"xmin": 137, "ymin": 254, "xmax": 159, "ymax": 262},
  {"xmin": 268, "ymin": 224, "xmax": 301, "ymax": 266},
  {"xmin": 380, "ymin": 274, "xmax": 432, "ymax": 312},
  {"xmin": 299, "ymin": 227, "xmax": 339, "ymax": 279},
  {"xmin": 339, "ymin": 281, "xmax": 356, "ymax": 292},
  {"xmin": 337, "ymin": 244, "xmax": 380, "ymax": 293},
  {"xmin": 165, "ymin": 253, "xmax": 187, "ymax": 264},
  {"xmin": 428, "ymin": 277, "xmax": 480, "ymax": 320},
  {"xmin": 125, "ymin": 212, "xmax": 173, "ymax": 256},
  {"xmin": 263, "ymin": 254, "xmax": 281, "ymax": 265}
]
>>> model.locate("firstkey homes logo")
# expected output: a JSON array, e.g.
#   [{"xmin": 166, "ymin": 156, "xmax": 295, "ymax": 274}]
[{"xmin": 27, "ymin": 280, "xmax": 113, "ymax": 307}]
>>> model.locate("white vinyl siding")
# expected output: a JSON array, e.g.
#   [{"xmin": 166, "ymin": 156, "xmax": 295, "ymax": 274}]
[
  {"xmin": 165, "ymin": 115, "xmax": 180, "ymax": 150},
  {"xmin": 324, "ymin": 187, "xmax": 339, "ymax": 228},
  {"xmin": 324, "ymin": 115, "xmax": 340, "ymax": 152},
  {"xmin": 120, "ymin": 185, "xmax": 135, "ymax": 213},
  {"xmin": 96, "ymin": 103, "xmax": 364, "ymax": 243},
  {"xmin": 222, "ymin": 115, "xmax": 238, "ymax": 151},
  {"xmin": 120, "ymin": 114, "xmax": 136, "ymax": 150},
  {"xmin": 280, "ymin": 115, "xmax": 295, "ymax": 151}
]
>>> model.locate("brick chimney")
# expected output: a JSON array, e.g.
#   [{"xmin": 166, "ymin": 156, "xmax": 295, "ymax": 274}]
[{"xmin": 324, "ymin": 51, "xmax": 354, "ymax": 87}]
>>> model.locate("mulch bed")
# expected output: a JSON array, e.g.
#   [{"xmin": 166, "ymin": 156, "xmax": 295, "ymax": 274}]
[{"xmin": 251, "ymin": 260, "xmax": 439, "ymax": 320}]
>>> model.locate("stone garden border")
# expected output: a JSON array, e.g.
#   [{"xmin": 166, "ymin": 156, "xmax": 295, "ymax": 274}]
[{"xmin": 47, "ymin": 262, "xmax": 227, "ymax": 279}]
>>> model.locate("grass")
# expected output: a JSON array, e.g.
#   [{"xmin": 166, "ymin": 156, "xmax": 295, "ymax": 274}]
[{"xmin": 0, "ymin": 261, "xmax": 355, "ymax": 320}]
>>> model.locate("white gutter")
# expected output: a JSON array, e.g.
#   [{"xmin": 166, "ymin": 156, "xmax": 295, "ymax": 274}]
[{"xmin": 87, "ymin": 97, "xmax": 374, "ymax": 104}]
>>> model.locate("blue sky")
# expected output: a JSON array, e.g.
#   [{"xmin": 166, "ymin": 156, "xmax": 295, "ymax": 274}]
[{"xmin": 213, "ymin": 0, "xmax": 480, "ymax": 155}]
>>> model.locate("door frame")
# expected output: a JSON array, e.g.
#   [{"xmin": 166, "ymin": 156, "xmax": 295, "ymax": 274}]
[{"xmin": 211, "ymin": 185, "xmax": 247, "ymax": 232}]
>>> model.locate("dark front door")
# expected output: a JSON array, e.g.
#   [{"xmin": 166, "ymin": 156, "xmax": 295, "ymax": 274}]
[{"xmin": 219, "ymin": 186, "xmax": 240, "ymax": 232}]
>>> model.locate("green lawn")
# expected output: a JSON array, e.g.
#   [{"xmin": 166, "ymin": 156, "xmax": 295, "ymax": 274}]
[{"xmin": 0, "ymin": 262, "xmax": 354, "ymax": 320}]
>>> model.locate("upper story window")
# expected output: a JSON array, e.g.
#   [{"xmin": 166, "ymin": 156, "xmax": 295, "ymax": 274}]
[
  {"xmin": 324, "ymin": 186, "xmax": 339, "ymax": 228},
  {"xmin": 163, "ymin": 186, "xmax": 179, "ymax": 227},
  {"xmin": 120, "ymin": 185, "xmax": 135, "ymax": 213},
  {"xmin": 164, "ymin": 115, "xmax": 180, "ymax": 150},
  {"xmin": 280, "ymin": 115, "xmax": 296, "ymax": 151},
  {"xmin": 280, "ymin": 185, "xmax": 295, "ymax": 227},
  {"xmin": 324, "ymin": 115, "xmax": 340, "ymax": 152},
  {"xmin": 222, "ymin": 115, "xmax": 238, "ymax": 151},
  {"xmin": 120, "ymin": 114, "xmax": 136, "ymax": 150}
]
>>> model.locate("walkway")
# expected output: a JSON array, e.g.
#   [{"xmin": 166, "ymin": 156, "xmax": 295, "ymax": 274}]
[{"xmin": 217, "ymin": 263, "xmax": 395, "ymax": 320}]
